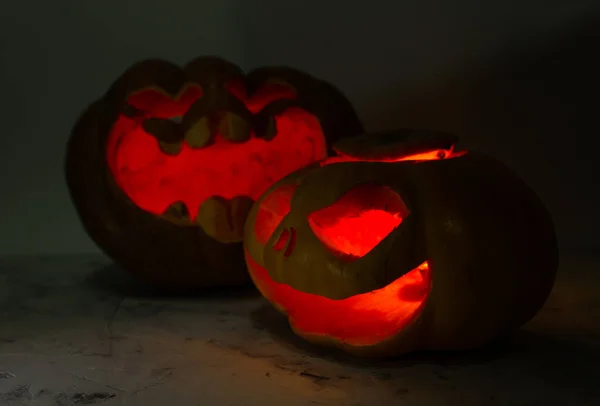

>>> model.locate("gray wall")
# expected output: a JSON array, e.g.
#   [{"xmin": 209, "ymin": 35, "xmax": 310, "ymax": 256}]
[{"xmin": 0, "ymin": 0, "xmax": 598, "ymax": 255}]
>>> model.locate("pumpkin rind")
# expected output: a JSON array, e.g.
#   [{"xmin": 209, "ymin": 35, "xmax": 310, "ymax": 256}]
[
  {"xmin": 243, "ymin": 130, "xmax": 558, "ymax": 357},
  {"xmin": 65, "ymin": 56, "xmax": 363, "ymax": 291}
]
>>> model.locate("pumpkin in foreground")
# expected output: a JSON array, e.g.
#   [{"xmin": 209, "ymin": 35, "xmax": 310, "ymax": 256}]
[
  {"xmin": 243, "ymin": 129, "xmax": 558, "ymax": 357},
  {"xmin": 65, "ymin": 56, "xmax": 363, "ymax": 291}
]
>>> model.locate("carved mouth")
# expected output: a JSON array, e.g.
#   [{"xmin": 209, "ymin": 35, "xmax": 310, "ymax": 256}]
[
  {"xmin": 245, "ymin": 249, "xmax": 431, "ymax": 347},
  {"xmin": 160, "ymin": 195, "xmax": 254, "ymax": 243},
  {"xmin": 107, "ymin": 81, "xmax": 328, "ymax": 231}
]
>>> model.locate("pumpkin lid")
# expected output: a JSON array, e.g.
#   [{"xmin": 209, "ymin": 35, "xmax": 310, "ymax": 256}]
[{"xmin": 332, "ymin": 129, "xmax": 459, "ymax": 161}]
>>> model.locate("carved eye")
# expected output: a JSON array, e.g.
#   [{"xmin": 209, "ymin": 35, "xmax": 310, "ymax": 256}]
[
  {"xmin": 307, "ymin": 184, "xmax": 409, "ymax": 260},
  {"xmin": 254, "ymin": 184, "xmax": 297, "ymax": 245},
  {"xmin": 126, "ymin": 86, "xmax": 203, "ymax": 118}
]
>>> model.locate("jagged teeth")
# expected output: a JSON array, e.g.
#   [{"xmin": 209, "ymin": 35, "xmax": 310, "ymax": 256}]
[
  {"xmin": 181, "ymin": 89, "xmax": 253, "ymax": 148},
  {"xmin": 182, "ymin": 111, "xmax": 253, "ymax": 148},
  {"xmin": 142, "ymin": 118, "xmax": 183, "ymax": 155}
]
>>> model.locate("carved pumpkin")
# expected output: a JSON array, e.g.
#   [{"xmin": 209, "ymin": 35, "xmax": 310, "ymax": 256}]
[
  {"xmin": 243, "ymin": 130, "xmax": 558, "ymax": 357},
  {"xmin": 65, "ymin": 56, "xmax": 363, "ymax": 291}
]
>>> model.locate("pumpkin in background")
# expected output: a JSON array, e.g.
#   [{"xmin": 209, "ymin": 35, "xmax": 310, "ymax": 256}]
[
  {"xmin": 243, "ymin": 129, "xmax": 558, "ymax": 357},
  {"xmin": 65, "ymin": 56, "xmax": 363, "ymax": 291}
]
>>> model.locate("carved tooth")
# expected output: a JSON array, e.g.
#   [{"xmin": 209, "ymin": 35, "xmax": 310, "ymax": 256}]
[
  {"xmin": 184, "ymin": 115, "xmax": 214, "ymax": 148},
  {"xmin": 217, "ymin": 111, "xmax": 252, "ymax": 143},
  {"xmin": 142, "ymin": 118, "xmax": 181, "ymax": 142},
  {"xmin": 196, "ymin": 196, "xmax": 233, "ymax": 242},
  {"xmin": 142, "ymin": 118, "xmax": 183, "ymax": 155},
  {"xmin": 182, "ymin": 89, "xmax": 253, "ymax": 148},
  {"xmin": 161, "ymin": 201, "xmax": 191, "ymax": 223},
  {"xmin": 196, "ymin": 196, "xmax": 253, "ymax": 243}
]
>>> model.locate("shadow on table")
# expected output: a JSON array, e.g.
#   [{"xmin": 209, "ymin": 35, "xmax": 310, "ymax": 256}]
[
  {"xmin": 84, "ymin": 261, "xmax": 259, "ymax": 300},
  {"xmin": 250, "ymin": 301, "xmax": 599, "ymax": 397}
]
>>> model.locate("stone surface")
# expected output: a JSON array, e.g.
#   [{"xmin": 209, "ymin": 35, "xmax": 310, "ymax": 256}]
[{"xmin": 0, "ymin": 253, "xmax": 598, "ymax": 405}]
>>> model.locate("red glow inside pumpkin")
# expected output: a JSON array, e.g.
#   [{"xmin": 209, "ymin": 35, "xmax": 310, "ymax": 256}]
[
  {"xmin": 308, "ymin": 184, "xmax": 409, "ymax": 260},
  {"xmin": 247, "ymin": 149, "xmax": 467, "ymax": 345},
  {"xmin": 254, "ymin": 184, "xmax": 298, "ymax": 245},
  {"xmin": 106, "ymin": 82, "xmax": 327, "ymax": 221},
  {"xmin": 250, "ymin": 182, "xmax": 428, "ymax": 345},
  {"xmin": 322, "ymin": 146, "xmax": 467, "ymax": 166},
  {"xmin": 246, "ymin": 251, "xmax": 430, "ymax": 346}
]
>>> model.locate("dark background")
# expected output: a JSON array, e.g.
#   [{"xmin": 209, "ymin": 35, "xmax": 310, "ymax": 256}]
[{"xmin": 0, "ymin": 0, "xmax": 597, "ymax": 255}]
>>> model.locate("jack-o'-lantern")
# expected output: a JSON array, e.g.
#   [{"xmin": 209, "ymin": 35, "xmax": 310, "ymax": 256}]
[
  {"xmin": 243, "ymin": 129, "xmax": 558, "ymax": 357},
  {"xmin": 65, "ymin": 56, "xmax": 363, "ymax": 291}
]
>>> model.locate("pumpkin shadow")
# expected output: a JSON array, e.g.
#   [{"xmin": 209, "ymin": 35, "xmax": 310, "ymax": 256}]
[
  {"xmin": 250, "ymin": 302, "xmax": 520, "ymax": 367},
  {"xmin": 84, "ymin": 261, "xmax": 259, "ymax": 300},
  {"xmin": 250, "ymin": 301, "xmax": 600, "ymax": 393}
]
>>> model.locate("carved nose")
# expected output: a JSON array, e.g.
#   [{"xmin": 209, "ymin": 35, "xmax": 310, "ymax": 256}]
[{"xmin": 273, "ymin": 227, "xmax": 296, "ymax": 258}]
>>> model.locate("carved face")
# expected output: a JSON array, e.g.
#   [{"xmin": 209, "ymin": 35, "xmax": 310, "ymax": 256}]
[
  {"xmin": 107, "ymin": 80, "xmax": 327, "ymax": 242},
  {"xmin": 66, "ymin": 56, "xmax": 363, "ymax": 290},
  {"xmin": 243, "ymin": 130, "xmax": 558, "ymax": 357}
]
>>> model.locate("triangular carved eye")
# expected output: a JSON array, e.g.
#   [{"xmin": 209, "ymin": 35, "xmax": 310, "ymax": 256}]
[
  {"xmin": 307, "ymin": 184, "xmax": 409, "ymax": 260},
  {"xmin": 254, "ymin": 184, "xmax": 297, "ymax": 245}
]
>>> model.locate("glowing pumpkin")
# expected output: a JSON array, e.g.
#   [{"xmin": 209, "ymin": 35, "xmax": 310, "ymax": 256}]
[
  {"xmin": 243, "ymin": 129, "xmax": 558, "ymax": 357},
  {"xmin": 65, "ymin": 56, "xmax": 363, "ymax": 291}
]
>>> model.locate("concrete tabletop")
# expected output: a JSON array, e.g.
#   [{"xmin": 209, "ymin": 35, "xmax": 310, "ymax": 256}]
[{"xmin": 0, "ymin": 253, "xmax": 598, "ymax": 405}]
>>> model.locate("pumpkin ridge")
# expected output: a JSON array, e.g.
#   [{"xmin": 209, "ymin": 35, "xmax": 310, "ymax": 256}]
[{"xmin": 66, "ymin": 55, "xmax": 364, "ymax": 291}]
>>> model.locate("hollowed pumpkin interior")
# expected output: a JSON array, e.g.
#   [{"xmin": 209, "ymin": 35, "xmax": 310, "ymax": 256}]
[
  {"xmin": 249, "ymin": 182, "xmax": 430, "ymax": 346},
  {"xmin": 246, "ymin": 134, "xmax": 467, "ymax": 346},
  {"xmin": 106, "ymin": 81, "xmax": 327, "ymax": 221},
  {"xmin": 307, "ymin": 184, "xmax": 408, "ymax": 260},
  {"xmin": 246, "ymin": 252, "xmax": 430, "ymax": 346}
]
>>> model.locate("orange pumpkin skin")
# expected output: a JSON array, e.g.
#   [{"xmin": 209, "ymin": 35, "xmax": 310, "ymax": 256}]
[
  {"xmin": 243, "ymin": 130, "xmax": 558, "ymax": 357},
  {"xmin": 65, "ymin": 56, "xmax": 363, "ymax": 291}
]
